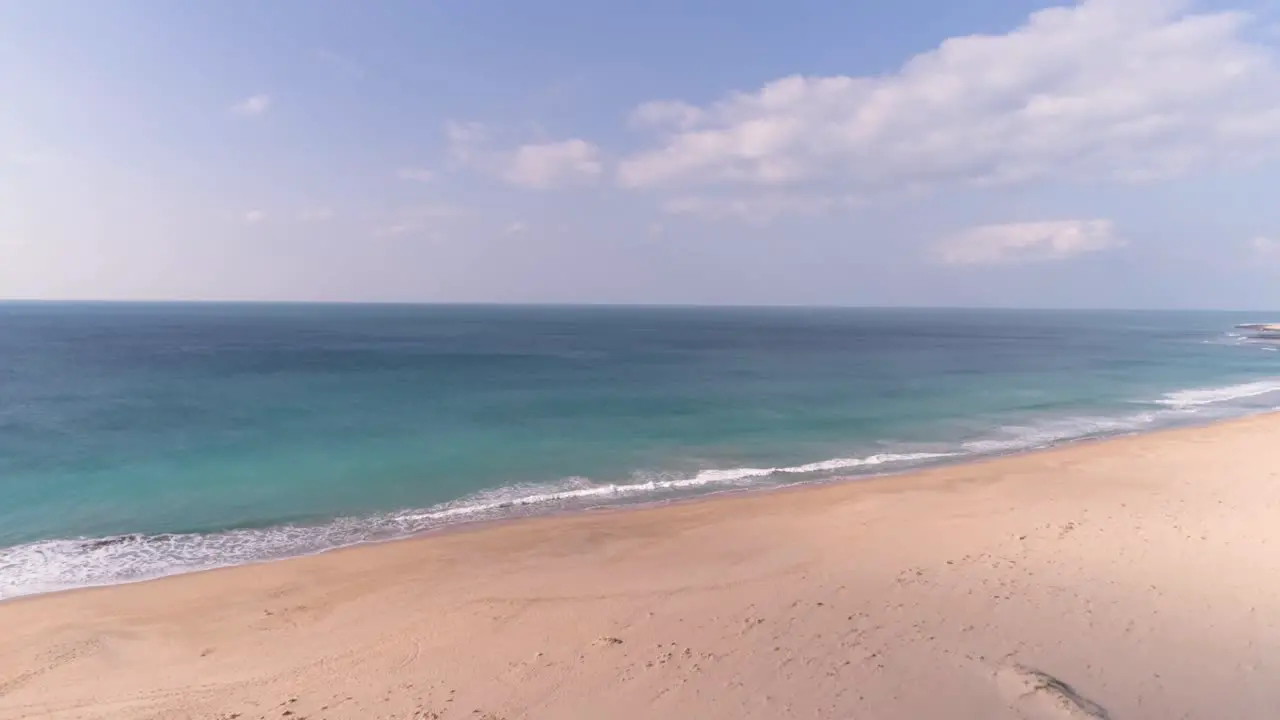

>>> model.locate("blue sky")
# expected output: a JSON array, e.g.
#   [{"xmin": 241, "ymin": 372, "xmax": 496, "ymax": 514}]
[{"xmin": 4, "ymin": 0, "xmax": 1280, "ymax": 308}]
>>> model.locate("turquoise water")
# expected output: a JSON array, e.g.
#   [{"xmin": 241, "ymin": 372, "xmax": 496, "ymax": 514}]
[{"xmin": 1, "ymin": 304, "xmax": 1278, "ymax": 598}]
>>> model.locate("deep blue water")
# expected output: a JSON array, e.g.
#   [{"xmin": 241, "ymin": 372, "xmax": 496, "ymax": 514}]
[{"xmin": 2, "ymin": 304, "xmax": 1278, "ymax": 598}]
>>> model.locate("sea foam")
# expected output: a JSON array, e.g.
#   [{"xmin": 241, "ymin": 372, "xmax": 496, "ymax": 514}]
[{"xmin": 1157, "ymin": 380, "xmax": 1280, "ymax": 409}]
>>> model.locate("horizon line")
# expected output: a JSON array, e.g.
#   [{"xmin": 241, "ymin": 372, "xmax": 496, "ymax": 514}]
[{"xmin": 0, "ymin": 299, "xmax": 1274, "ymax": 314}]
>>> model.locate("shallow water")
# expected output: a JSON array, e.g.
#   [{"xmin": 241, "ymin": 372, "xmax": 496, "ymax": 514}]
[{"xmin": 1, "ymin": 304, "xmax": 1277, "ymax": 598}]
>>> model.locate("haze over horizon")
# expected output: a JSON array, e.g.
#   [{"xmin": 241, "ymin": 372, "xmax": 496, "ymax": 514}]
[
  {"xmin": 1, "ymin": 300, "xmax": 1279, "ymax": 314},
  {"xmin": 5, "ymin": 0, "xmax": 1280, "ymax": 309}
]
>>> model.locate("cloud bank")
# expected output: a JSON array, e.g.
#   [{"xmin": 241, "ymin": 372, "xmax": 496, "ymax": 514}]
[{"xmin": 619, "ymin": 0, "xmax": 1280, "ymax": 193}]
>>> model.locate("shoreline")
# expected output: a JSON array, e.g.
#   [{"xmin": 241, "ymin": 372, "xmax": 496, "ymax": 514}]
[
  {"xmin": 7, "ymin": 412, "xmax": 1280, "ymax": 712},
  {"xmin": 6, "ymin": 412, "xmax": 1280, "ymax": 718},
  {"xmin": 3, "ymin": 407, "xmax": 1276, "ymax": 606}
]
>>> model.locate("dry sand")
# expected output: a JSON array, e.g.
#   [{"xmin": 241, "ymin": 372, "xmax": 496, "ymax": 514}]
[{"xmin": 5, "ymin": 415, "xmax": 1280, "ymax": 719}]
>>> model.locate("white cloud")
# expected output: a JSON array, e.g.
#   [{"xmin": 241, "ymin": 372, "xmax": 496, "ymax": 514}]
[
  {"xmin": 299, "ymin": 208, "xmax": 334, "ymax": 222},
  {"xmin": 1252, "ymin": 236, "xmax": 1280, "ymax": 254},
  {"xmin": 445, "ymin": 122, "xmax": 602, "ymax": 189},
  {"xmin": 503, "ymin": 139, "xmax": 603, "ymax": 188},
  {"xmin": 935, "ymin": 219, "xmax": 1120, "ymax": 265},
  {"xmin": 397, "ymin": 168, "xmax": 435, "ymax": 182},
  {"xmin": 505, "ymin": 221, "xmax": 528, "ymax": 234},
  {"xmin": 244, "ymin": 210, "xmax": 266, "ymax": 224},
  {"xmin": 663, "ymin": 193, "xmax": 859, "ymax": 223},
  {"xmin": 230, "ymin": 94, "xmax": 271, "ymax": 118},
  {"xmin": 619, "ymin": 0, "xmax": 1280, "ymax": 191}
]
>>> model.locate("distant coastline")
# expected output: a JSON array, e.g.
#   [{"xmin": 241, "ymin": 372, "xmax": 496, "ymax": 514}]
[{"xmin": 1236, "ymin": 322, "xmax": 1280, "ymax": 339}]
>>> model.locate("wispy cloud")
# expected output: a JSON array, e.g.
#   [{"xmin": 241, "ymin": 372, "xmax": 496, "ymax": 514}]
[
  {"xmin": 446, "ymin": 121, "xmax": 490, "ymax": 166},
  {"xmin": 299, "ymin": 208, "xmax": 334, "ymax": 222},
  {"xmin": 373, "ymin": 205, "xmax": 467, "ymax": 237},
  {"xmin": 3, "ymin": 140, "xmax": 64, "ymax": 169},
  {"xmin": 663, "ymin": 193, "xmax": 859, "ymax": 223},
  {"xmin": 503, "ymin": 139, "xmax": 602, "ymax": 188},
  {"xmin": 230, "ymin": 94, "xmax": 271, "ymax": 118},
  {"xmin": 397, "ymin": 168, "xmax": 435, "ymax": 182},
  {"xmin": 629, "ymin": 100, "xmax": 704, "ymax": 131},
  {"xmin": 1252, "ymin": 236, "xmax": 1280, "ymax": 255},
  {"xmin": 244, "ymin": 210, "xmax": 267, "ymax": 224},
  {"xmin": 505, "ymin": 221, "xmax": 527, "ymax": 234},
  {"xmin": 935, "ymin": 220, "xmax": 1120, "ymax": 265},
  {"xmin": 316, "ymin": 50, "xmax": 364, "ymax": 80},
  {"xmin": 445, "ymin": 122, "xmax": 602, "ymax": 189}
]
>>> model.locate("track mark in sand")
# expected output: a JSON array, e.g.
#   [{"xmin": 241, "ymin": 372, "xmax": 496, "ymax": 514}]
[
  {"xmin": 397, "ymin": 639, "xmax": 422, "ymax": 669},
  {"xmin": 0, "ymin": 638, "xmax": 102, "ymax": 698},
  {"xmin": 996, "ymin": 664, "xmax": 1111, "ymax": 719}
]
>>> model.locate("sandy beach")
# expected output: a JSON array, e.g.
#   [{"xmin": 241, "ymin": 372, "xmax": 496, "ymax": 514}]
[{"xmin": 4, "ymin": 415, "xmax": 1280, "ymax": 719}]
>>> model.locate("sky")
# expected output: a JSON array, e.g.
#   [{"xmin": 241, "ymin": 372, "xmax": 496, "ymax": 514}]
[{"xmin": 4, "ymin": 0, "xmax": 1280, "ymax": 309}]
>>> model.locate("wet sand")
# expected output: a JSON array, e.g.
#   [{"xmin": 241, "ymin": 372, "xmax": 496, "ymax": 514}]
[{"xmin": 4, "ymin": 414, "xmax": 1280, "ymax": 719}]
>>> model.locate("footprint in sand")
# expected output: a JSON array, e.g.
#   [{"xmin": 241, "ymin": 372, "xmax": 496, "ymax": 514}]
[{"xmin": 995, "ymin": 664, "xmax": 1112, "ymax": 719}]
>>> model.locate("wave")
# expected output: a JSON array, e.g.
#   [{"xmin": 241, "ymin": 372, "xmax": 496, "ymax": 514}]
[
  {"xmin": 969, "ymin": 379, "xmax": 1280, "ymax": 454},
  {"xmin": 0, "ymin": 451, "xmax": 953, "ymax": 600},
  {"xmin": 960, "ymin": 412, "xmax": 1164, "ymax": 454},
  {"xmin": 1157, "ymin": 380, "xmax": 1280, "ymax": 409},
  {"xmin": 663, "ymin": 452, "xmax": 958, "ymax": 485},
  {"xmin": 4, "ymin": 377, "xmax": 1279, "ymax": 601}
]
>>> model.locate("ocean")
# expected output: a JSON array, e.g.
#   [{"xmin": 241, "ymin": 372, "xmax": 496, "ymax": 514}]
[{"xmin": 1, "ymin": 304, "xmax": 1278, "ymax": 599}]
